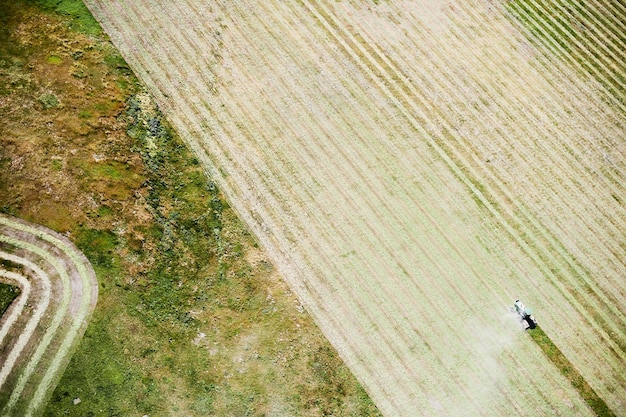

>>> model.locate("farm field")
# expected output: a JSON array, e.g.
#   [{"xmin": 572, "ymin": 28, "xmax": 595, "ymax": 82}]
[{"xmin": 85, "ymin": 0, "xmax": 626, "ymax": 415}]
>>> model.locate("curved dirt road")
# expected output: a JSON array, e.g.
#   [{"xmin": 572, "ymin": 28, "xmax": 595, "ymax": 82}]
[{"xmin": 0, "ymin": 215, "xmax": 98, "ymax": 417}]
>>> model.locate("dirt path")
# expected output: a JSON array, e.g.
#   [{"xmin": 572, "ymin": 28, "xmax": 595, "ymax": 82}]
[
  {"xmin": 0, "ymin": 215, "xmax": 98, "ymax": 416},
  {"xmin": 86, "ymin": 0, "xmax": 625, "ymax": 415}
]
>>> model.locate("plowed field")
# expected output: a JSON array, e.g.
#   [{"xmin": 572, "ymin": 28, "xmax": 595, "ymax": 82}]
[{"xmin": 85, "ymin": 1, "xmax": 626, "ymax": 415}]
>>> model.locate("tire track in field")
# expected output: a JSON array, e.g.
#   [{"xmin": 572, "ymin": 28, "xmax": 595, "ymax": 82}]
[
  {"xmin": 0, "ymin": 215, "xmax": 98, "ymax": 417},
  {"xmin": 86, "ymin": 0, "xmax": 625, "ymax": 415}
]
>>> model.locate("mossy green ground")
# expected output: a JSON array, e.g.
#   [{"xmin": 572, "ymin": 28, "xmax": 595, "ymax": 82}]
[
  {"xmin": 0, "ymin": 282, "xmax": 20, "ymax": 317},
  {"xmin": 0, "ymin": 1, "xmax": 381, "ymax": 415}
]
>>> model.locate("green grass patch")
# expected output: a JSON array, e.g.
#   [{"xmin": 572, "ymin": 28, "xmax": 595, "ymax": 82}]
[
  {"xmin": 38, "ymin": 92, "xmax": 59, "ymax": 109},
  {"xmin": 0, "ymin": 282, "xmax": 20, "ymax": 317},
  {"xmin": 46, "ymin": 54, "xmax": 62, "ymax": 65},
  {"xmin": 529, "ymin": 326, "xmax": 615, "ymax": 417},
  {"xmin": 36, "ymin": 0, "xmax": 102, "ymax": 36},
  {"xmin": 51, "ymin": 159, "xmax": 62, "ymax": 171},
  {"xmin": 75, "ymin": 228, "xmax": 119, "ymax": 269},
  {"xmin": 81, "ymin": 160, "xmax": 144, "ymax": 200}
]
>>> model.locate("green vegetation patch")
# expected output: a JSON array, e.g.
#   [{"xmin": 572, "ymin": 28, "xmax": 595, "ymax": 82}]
[
  {"xmin": 0, "ymin": 282, "xmax": 20, "ymax": 317},
  {"xmin": 46, "ymin": 54, "xmax": 63, "ymax": 65},
  {"xmin": 38, "ymin": 92, "xmax": 59, "ymax": 109},
  {"xmin": 36, "ymin": 0, "xmax": 102, "ymax": 36},
  {"xmin": 529, "ymin": 326, "xmax": 615, "ymax": 417}
]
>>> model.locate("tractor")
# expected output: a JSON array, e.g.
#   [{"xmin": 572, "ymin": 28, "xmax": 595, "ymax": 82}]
[{"xmin": 513, "ymin": 299, "xmax": 537, "ymax": 330}]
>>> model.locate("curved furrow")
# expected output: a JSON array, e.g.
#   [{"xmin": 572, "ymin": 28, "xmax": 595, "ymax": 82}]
[
  {"xmin": 0, "ymin": 270, "xmax": 30, "ymax": 347},
  {"xmin": 0, "ymin": 253, "xmax": 51, "ymax": 389},
  {"xmin": 0, "ymin": 215, "xmax": 98, "ymax": 417}
]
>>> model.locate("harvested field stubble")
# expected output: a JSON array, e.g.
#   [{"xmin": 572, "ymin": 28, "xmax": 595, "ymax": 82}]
[{"xmin": 86, "ymin": 0, "xmax": 626, "ymax": 415}]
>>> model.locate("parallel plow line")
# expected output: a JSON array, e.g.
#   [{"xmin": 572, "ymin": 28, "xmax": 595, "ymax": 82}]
[
  {"xmin": 94, "ymin": 3, "xmax": 530, "ymax": 412},
  {"xmin": 286, "ymin": 0, "xmax": 626, "ymax": 408},
  {"xmin": 303, "ymin": 0, "xmax": 626, "ymax": 342},
  {"xmin": 0, "ymin": 215, "xmax": 98, "ymax": 417},
  {"xmin": 86, "ymin": 0, "xmax": 625, "ymax": 415},
  {"xmin": 504, "ymin": 0, "xmax": 626, "ymax": 106}
]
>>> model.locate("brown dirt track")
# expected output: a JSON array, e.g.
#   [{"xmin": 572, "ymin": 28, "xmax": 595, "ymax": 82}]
[{"xmin": 85, "ymin": 0, "xmax": 626, "ymax": 415}]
